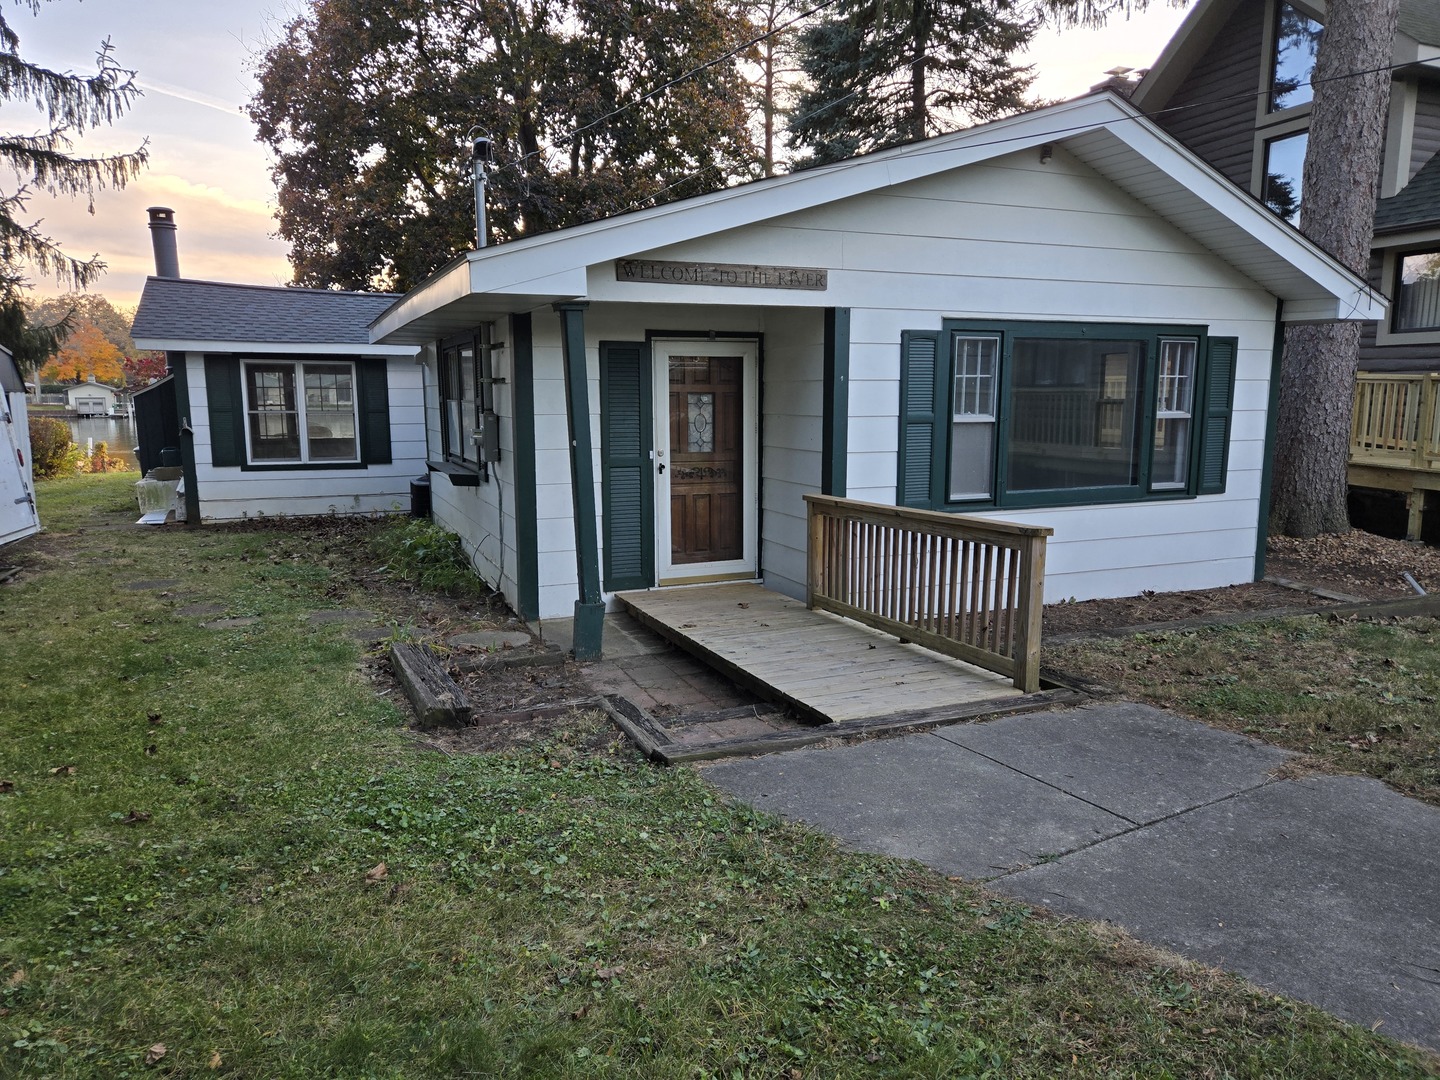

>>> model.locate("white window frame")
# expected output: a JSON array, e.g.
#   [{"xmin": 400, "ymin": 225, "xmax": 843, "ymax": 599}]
[
  {"xmin": 1152, "ymin": 338, "xmax": 1198, "ymax": 492},
  {"xmin": 949, "ymin": 334, "xmax": 1000, "ymax": 501},
  {"xmin": 241, "ymin": 359, "xmax": 360, "ymax": 466}
]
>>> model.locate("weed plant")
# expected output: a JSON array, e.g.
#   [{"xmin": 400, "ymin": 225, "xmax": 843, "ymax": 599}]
[{"xmin": 372, "ymin": 517, "xmax": 490, "ymax": 597}]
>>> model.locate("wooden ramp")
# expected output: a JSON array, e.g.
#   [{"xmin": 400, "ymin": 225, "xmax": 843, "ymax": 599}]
[{"xmin": 614, "ymin": 583, "xmax": 1024, "ymax": 724}]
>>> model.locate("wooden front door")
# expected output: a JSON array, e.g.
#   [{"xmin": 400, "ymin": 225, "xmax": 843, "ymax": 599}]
[{"xmin": 654, "ymin": 340, "xmax": 757, "ymax": 582}]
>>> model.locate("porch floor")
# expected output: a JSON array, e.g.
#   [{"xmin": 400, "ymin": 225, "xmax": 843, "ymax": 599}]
[{"xmin": 614, "ymin": 583, "xmax": 1024, "ymax": 724}]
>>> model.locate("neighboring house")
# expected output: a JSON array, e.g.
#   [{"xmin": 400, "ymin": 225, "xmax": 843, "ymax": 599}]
[
  {"xmin": 1131, "ymin": 0, "xmax": 1440, "ymax": 374},
  {"xmin": 63, "ymin": 377, "xmax": 118, "ymax": 417},
  {"xmin": 1, "ymin": 344, "xmax": 39, "ymax": 545},
  {"xmin": 131, "ymin": 276, "xmax": 426, "ymax": 521},
  {"xmin": 368, "ymin": 92, "xmax": 1381, "ymax": 636}
]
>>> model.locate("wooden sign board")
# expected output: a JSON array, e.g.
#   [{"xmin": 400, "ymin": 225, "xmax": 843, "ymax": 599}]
[{"xmin": 616, "ymin": 259, "xmax": 828, "ymax": 291}]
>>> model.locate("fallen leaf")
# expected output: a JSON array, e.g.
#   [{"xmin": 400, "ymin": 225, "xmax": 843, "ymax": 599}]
[
  {"xmin": 594, "ymin": 964, "xmax": 626, "ymax": 980},
  {"xmin": 122, "ymin": 809, "xmax": 152, "ymax": 825},
  {"xmin": 737, "ymin": 602, "xmax": 750, "ymax": 609},
  {"xmin": 48, "ymin": 764, "xmax": 76, "ymax": 776},
  {"xmin": 145, "ymin": 1043, "xmax": 167, "ymax": 1065},
  {"xmin": 0, "ymin": 780, "xmax": 13, "ymax": 794},
  {"xmin": 570, "ymin": 1004, "xmax": 590, "ymax": 1020},
  {"xmin": 208, "ymin": 1050, "xmax": 223, "ymax": 1069},
  {"xmin": 144, "ymin": 744, "xmax": 158, "ymax": 756},
  {"xmin": 365, "ymin": 862, "xmax": 389, "ymax": 884},
  {"xmin": 6, "ymin": 969, "xmax": 24, "ymax": 987},
  {"xmin": 147, "ymin": 713, "xmax": 163, "ymax": 726}
]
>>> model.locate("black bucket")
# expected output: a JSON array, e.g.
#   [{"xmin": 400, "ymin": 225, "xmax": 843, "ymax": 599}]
[{"xmin": 410, "ymin": 475, "xmax": 431, "ymax": 518}]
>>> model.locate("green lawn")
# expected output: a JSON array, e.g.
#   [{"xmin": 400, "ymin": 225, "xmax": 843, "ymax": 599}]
[
  {"xmin": 1, "ymin": 474, "xmax": 1435, "ymax": 1077},
  {"xmin": 1048, "ymin": 615, "xmax": 1440, "ymax": 807}
]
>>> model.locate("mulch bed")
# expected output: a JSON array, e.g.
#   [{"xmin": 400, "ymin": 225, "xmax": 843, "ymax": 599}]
[{"xmin": 1043, "ymin": 529, "xmax": 1440, "ymax": 638}]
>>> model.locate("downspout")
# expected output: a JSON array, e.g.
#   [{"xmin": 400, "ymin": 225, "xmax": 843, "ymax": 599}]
[
  {"xmin": 1254, "ymin": 297, "xmax": 1285, "ymax": 579},
  {"xmin": 553, "ymin": 301, "xmax": 605, "ymax": 659}
]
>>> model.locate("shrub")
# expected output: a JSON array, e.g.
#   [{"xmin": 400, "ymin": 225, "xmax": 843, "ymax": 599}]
[
  {"xmin": 80, "ymin": 441, "xmax": 130, "ymax": 474},
  {"xmin": 372, "ymin": 518, "xmax": 490, "ymax": 596},
  {"xmin": 28, "ymin": 416, "xmax": 82, "ymax": 479}
]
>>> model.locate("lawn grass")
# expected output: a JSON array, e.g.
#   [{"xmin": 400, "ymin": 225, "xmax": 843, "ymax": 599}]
[
  {"xmin": 1048, "ymin": 614, "xmax": 1440, "ymax": 807},
  {"xmin": 2, "ymin": 474, "xmax": 1436, "ymax": 1077}
]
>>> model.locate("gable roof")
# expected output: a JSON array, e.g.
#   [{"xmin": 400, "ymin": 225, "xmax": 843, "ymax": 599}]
[
  {"xmin": 1134, "ymin": 0, "xmax": 1440, "ymax": 112},
  {"xmin": 372, "ymin": 91, "xmax": 1383, "ymax": 345},
  {"xmin": 132, "ymin": 277, "xmax": 416, "ymax": 355}
]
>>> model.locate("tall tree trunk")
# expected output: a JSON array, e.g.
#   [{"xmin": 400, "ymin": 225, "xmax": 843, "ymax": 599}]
[{"xmin": 1269, "ymin": 0, "xmax": 1401, "ymax": 538}]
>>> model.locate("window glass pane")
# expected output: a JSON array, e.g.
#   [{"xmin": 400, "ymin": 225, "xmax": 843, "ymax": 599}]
[
  {"xmin": 1153, "ymin": 340, "xmax": 1196, "ymax": 490},
  {"xmin": 246, "ymin": 364, "xmax": 300, "ymax": 461},
  {"xmin": 952, "ymin": 335, "xmax": 998, "ymax": 418},
  {"xmin": 1396, "ymin": 250, "xmax": 1440, "ymax": 331},
  {"xmin": 949, "ymin": 421, "xmax": 994, "ymax": 500},
  {"xmin": 1270, "ymin": 2, "xmax": 1322, "ymax": 112},
  {"xmin": 1006, "ymin": 339, "xmax": 1143, "ymax": 493},
  {"xmin": 1263, "ymin": 131, "xmax": 1307, "ymax": 224},
  {"xmin": 303, "ymin": 363, "xmax": 357, "ymax": 461}
]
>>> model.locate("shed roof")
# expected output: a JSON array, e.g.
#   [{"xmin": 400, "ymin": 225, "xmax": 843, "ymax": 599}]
[{"xmin": 132, "ymin": 277, "xmax": 416, "ymax": 355}]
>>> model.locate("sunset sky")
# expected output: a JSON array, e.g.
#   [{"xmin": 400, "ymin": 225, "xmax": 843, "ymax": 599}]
[{"xmin": 12, "ymin": 0, "xmax": 1191, "ymax": 309}]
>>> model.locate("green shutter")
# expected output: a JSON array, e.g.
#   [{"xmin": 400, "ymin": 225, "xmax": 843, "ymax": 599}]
[
  {"xmin": 1198, "ymin": 336, "xmax": 1238, "ymax": 495},
  {"xmin": 204, "ymin": 356, "xmax": 245, "ymax": 467},
  {"xmin": 358, "ymin": 359, "xmax": 391, "ymax": 465},
  {"xmin": 897, "ymin": 330, "xmax": 943, "ymax": 507},
  {"xmin": 600, "ymin": 341, "xmax": 654, "ymax": 591}
]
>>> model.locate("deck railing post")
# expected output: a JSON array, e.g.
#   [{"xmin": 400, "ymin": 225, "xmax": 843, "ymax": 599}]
[{"xmin": 1012, "ymin": 533, "xmax": 1046, "ymax": 693}]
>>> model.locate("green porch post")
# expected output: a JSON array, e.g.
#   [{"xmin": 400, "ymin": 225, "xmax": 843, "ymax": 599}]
[
  {"xmin": 554, "ymin": 302, "xmax": 605, "ymax": 659},
  {"xmin": 822, "ymin": 307, "xmax": 851, "ymax": 497}
]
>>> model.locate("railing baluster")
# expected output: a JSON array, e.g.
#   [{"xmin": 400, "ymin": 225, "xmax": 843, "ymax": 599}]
[{"xmin": 804, "ymin": 495, "xmax": 1051, "ymax": 691}]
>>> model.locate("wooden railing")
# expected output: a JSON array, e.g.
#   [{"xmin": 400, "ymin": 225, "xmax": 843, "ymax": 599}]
[
  {"xmin": 1351, "ymin": 372, "xmax": 1440, "ymax": 472},
  {"xmin": 805, "ymin": 495, "xmax": 1052, "ymax": 693}
]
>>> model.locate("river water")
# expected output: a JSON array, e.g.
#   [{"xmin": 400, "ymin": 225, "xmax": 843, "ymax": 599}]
[{"xmin": 66, "ymin": 415, "xmax": 139, "ymax": 469}]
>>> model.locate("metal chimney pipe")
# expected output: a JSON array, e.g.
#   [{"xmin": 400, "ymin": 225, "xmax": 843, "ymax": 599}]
[
  {"xmin": 147, "ymin": 206, "xmax": 180, "ymax": 277},
  {"xmin": 472, "ymin": 137, "xmax": 494, "ymax": 249}
]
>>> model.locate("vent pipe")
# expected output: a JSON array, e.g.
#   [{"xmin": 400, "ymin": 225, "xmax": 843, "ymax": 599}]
[
  {"xmin": 472, "ymin": 136, "xmax": 494, "ymax": 249},
  {"xmin": 147, "ymin": 206, "xmax": 180, "ymax": 277}
]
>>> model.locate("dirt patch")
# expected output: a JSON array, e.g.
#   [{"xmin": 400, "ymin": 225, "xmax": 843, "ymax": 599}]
[{"xmin": 1044, "ymin": 529, "xmax": 1440, "ymax": 638}]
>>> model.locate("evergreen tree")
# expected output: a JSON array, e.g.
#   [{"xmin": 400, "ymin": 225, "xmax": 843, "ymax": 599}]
[
  {"xmin": 787, "ymin": 0, "xmax": 1036, "ymax": 166},
  {"xmin": 0, "ymin": 0, "xmax": 147, "ymax": 372}
]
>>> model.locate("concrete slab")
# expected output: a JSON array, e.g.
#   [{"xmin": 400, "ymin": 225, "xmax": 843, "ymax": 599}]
[
  {"xmin": 938, "ymin": 702, "xmax": 1293, "ymax": 824},
  {"xmin": 703, "ymin": 734, "xmax": 1132, "ymax": 879},
  {"xmin": 998, "ymin": 775, "xmax": 1440, "ymax": 1050},
  {"xmin": 538, "ymin": 609, "xmax": 671, "ymax": 659},
  {"xmin": 447, "ymin": 630, "xmax": 532, "ymax": 650}
]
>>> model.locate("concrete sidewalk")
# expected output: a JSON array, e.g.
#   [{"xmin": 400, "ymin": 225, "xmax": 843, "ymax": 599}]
[{"xmin": 702, "ymin": 702, "xmax": 1440, "ymax": 1051}]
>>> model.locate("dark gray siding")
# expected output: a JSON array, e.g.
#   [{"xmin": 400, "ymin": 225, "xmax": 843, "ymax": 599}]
[
  {"xmin": 1150, "ymin": 0, "xmax": 1267, "ymax": 189},
  {"xmin": 1409, "ymin": 80, "xmax": 1440, "ymax": 182},
  {"xmin": 1359, "ymin": 253, "xmax": 1440, "ymax": 372}
]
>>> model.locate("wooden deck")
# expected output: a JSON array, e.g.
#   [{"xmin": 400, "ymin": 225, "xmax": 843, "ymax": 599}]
[{"xmin": 614, "ymin": 583, "xmax": 1026, "ymax": 724}]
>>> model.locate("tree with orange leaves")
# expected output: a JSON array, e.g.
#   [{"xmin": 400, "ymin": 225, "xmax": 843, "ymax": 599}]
[{"xmin": 39, "ymin": 321, "xmax": 123, "ymax": 384}]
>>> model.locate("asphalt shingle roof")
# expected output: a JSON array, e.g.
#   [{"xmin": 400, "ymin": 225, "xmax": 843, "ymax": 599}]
[
  {"xmin": 1376, "ymin": 150, "xmax": 1440, "ymax": 233},
  {"xmin": 132, "ymin": 277, "xmax": 400, "ymax": 347},
  {"xmin": 1399, "ymin": 0, "xmax": 1440, "ymax": 48}
]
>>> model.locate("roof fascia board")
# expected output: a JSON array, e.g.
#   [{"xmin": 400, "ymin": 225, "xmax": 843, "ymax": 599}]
[
  {"xmin": 1096, "ymin": 114, "xmax": 1385, "ymax": 318},
  {"xmin": 458, "ymin": 97, "xmax": 1113, "ymax": 295},
  {"xmin": 1131, "ymin": 0, "xmax": 1241, "ymax": 111},
  {"xmin": 132, "ymin": 338, "xmax": 419, "ymax": 356},
  {"xmin": 368, "ymin": 258, "xmax": 474, "ymax": 343}
]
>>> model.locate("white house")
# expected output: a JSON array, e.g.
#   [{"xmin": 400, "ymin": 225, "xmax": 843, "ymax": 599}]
[
  {"xmin": 132, "ymin": 276, "xmax": 426, "ymax": 521},
  {"xmin": 365, "ymin": 92, "xmax": 1382, "ymax": 656},
  {"xmin": 63, "ymin": 377, "xmax": 119, "ymax": 417}
]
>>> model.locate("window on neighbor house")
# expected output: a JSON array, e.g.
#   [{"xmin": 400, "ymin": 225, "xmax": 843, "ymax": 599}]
[
  {"xmin": 1269, "ymin": 1, "xmax": 1322, "ymax": 112},
  {"xmin": 900, "ymin": 322, "xmax": 1234, "ymax": 511},
  {"xmin": 243, "ymin": 360, "xmax": 358, "ymax": 464},
  {"xmin": 1262, "ymin": 130, "xmax": 1308, "ymax": 224},
  {"xmin": 439, "ymin": 323, "xmax": 496, "ymax": 473},
  {"xmin": 1394, "ymin": 250, "xmax": 1440, "ymax": 332}
]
